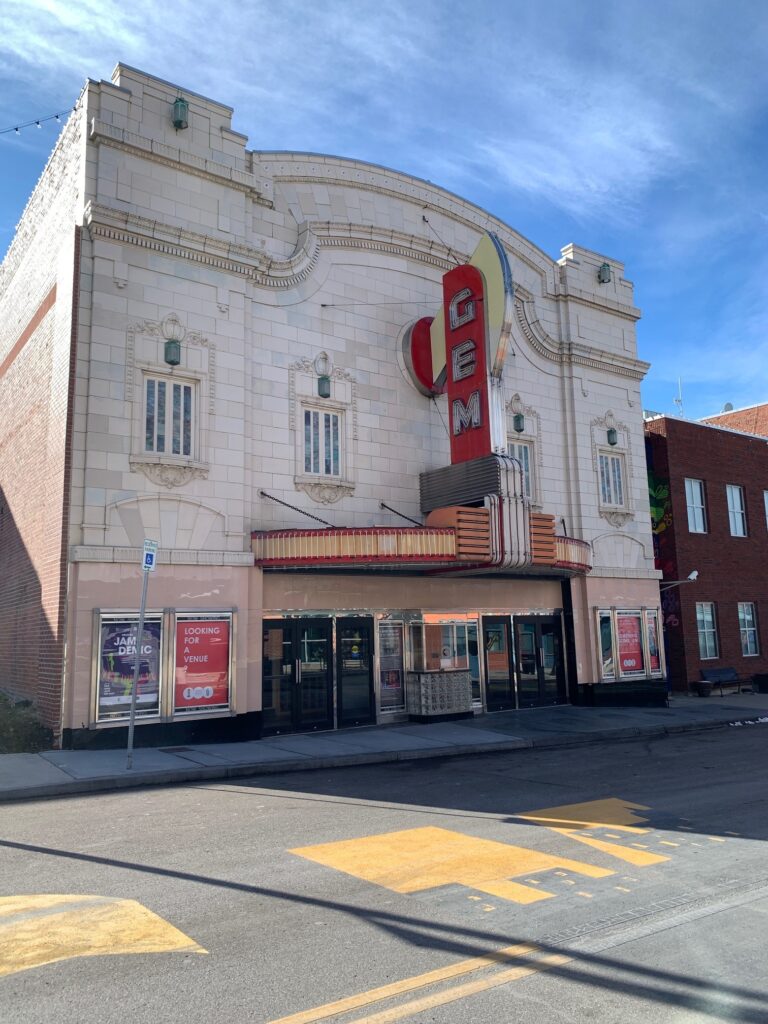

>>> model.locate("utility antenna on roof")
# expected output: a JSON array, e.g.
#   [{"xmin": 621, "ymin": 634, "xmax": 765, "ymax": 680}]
[{"xmin": 674, "ymin": 378, "xmax": 684, "ymax": 417}]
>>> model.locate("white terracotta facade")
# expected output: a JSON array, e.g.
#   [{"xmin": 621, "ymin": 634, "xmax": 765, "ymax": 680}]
[{"xmin": 0, "ymin": 65, "xmax": 663, "ymax": 747}]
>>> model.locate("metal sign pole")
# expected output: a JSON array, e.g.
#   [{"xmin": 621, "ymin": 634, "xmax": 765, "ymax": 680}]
[{"xmin": 126, "ymin": 540, "xmax": 158, "ymax": 770}]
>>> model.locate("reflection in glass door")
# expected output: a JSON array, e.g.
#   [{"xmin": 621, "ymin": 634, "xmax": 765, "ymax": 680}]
[
  {"xmin": 337, "ymin": 617, "xmax": 374, "ymax": 727},
  {"xmin": 514, "ymin": 616, "xmax": 566, "ymax": 707},
  {"xmin": 482, "ymin": 617, "xmax": 516, "ymax": 711},
  {"xmin": 262, "ymin": 619, "xmax": 333, "ymax": 734}
]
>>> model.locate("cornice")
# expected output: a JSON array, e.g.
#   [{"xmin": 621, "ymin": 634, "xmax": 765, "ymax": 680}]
[
  {"xmin": 514, "ymin": 287, "xmax": 649, "ymax": 381},
  {"xmin": 260, "ymin": 158, "xmax": 558, "ymax": 285},
  {"xmin": 89, "ymin": 119, "xmax": 273, "ymax": 206},
  {"xmin": 84, "ymin": 203, "xmax": 457, "ymax": 288}
]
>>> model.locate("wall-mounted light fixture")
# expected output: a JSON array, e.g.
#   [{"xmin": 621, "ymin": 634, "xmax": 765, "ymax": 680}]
[
  {"xmin": 607, "ymin": 427, "xmax": 618, "ymax": 446},
  {"xmin": 597, "ymin": 262, "xmax": 612, "ymax": 284},
  {"xmin": 512, "ymin": 413, "xmax": 525, "ymax": 433},
  {"xmin": 314, "ymin": 351, "xmax": 332, "ymax": 398},
  {"xmin": 162, "ymin": 314, "xmax": 185, "ymax": 366},
  {"xmin": 171, "ymin": 96, "xmax": 189, "ymax": 131}
]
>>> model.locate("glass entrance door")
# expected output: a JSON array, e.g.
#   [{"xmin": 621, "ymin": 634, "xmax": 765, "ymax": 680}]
[
  {"xmin": 262, "ymin": 618, "xmax": 333, "ymax": 734},
  {"xmin": 337, "ymin": 617, "xmax": 374, "ymax": 727},
  {"xmin": 514, "ymin": 616, "xmax": 566, "ymax": 707},
  {"xmin": 482, "ymin": 617, "xmax": 516, "ymax": 711}
]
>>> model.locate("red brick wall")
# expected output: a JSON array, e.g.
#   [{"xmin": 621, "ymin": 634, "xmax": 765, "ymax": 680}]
[
  {"xmin": 701, "ymin": 404, "xmax": 768, "ymax": 437},
  {"xmin": 645, "ymin": 417, "xmax": 768, "ymax": 690},
  {"xmin": 0, "ymin": 234, "xmax": 79, "ymax": 733}
]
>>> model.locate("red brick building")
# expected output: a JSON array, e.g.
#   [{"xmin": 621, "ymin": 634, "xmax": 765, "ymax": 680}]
[{"xmin": 645, "ymin": 414, "xmax": 768, "ymax": 691}]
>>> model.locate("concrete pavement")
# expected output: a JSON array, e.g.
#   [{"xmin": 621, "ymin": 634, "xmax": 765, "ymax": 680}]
[{"xmin": 2, "ymin": 691, "xmax": 767, "ymax": 802}]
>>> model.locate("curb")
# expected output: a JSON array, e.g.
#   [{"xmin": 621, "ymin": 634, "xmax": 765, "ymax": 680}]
[{"xmin": 0, "ymin": 715, "xmax": 750, "ymax": 804}]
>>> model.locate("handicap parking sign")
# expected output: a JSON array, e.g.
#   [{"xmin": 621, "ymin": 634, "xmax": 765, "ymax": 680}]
[{"xmin": 142, "ymin": 539, "xmax": 158, "ymax": 572}]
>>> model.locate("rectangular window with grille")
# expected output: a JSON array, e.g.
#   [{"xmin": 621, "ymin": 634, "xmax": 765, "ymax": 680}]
[
  {"xmin": 599, "ymin": 452, "xmax": 625, "ymax": 507},
  {"xmin": 145, "ymin": 377, "xmax": 194, "ymax": 457},
  {"xmin": 304, "ymin": 409, "xmax": 341, "ymax": 476},
  {"xmin": 508, "ymin": 440, "xmax": 533, "ymax": 499}
]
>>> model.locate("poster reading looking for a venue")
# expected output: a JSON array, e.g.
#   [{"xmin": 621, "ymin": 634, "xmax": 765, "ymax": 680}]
[
  {"xmin": 174, "ymin": 616, "xmax": 231, "ymax": 713},
  {"xmin": 97, "ymin": 617, "xmax": 162, "ymax": 719}
]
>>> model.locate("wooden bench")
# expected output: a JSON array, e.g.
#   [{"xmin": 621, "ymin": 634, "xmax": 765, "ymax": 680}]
[{"xmin": 698, "ymin": 667, "xmax": 753, "ymax": 697}]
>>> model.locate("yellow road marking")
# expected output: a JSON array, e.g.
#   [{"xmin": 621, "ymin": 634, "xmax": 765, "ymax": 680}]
[
  {"xmin": 269, "ymin": 948, "xmax": 571, "ymax": 1024},
  {"xmin": 340, "ymin": 953, "xmax": 571, "ymax": 1024},
  {"xmin": 0, "ymin": 894, "xmax": 205, "ymax": 977},
  {"xmin": 709, "ymin": 837, "xmax": 726, "ymax": 843},
  {"xmin": 549, "ymin": 828, "xmax": 669, "ymax": 867},
  {"xmin": 660, "ymin": 841, "xmax": 679, "ymax": 847},
  {"xmin": 515, "ymin": 798, "xmax": 651, "ymax": 832},
  {"xmin": 266, "ymin": 942, "xmax": 539, "ymax": 1024},
  {"xmin": 291, "ymin": 827, "xmax": 613, "ymax": 905}
]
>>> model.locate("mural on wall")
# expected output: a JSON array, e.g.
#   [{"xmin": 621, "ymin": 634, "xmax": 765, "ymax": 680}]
[{"xmin": 647, "ymin": 468, "xmax": 675, "ymax": 576}]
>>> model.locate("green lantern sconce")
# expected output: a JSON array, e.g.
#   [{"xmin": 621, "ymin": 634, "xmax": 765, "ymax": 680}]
[
  {"xmin": 162, "ymin": 314, "xmax": 185, "ymax": 366},
  {"xmin": 315, "ymin": 351, "xmax": 332, "ymax": 398},
  {"xmin": 597, "ymin": 262, "xmax": 612, "ymax": 284},
  {"xmin": 512, "ymin": 413, "xmax": 525, "ymax": 433},
  {"xmin": 172, "ymin": 96, "xmax": 189, "ymax": 131},
  {"xmin": 607, "ymin": 427, "xmax": 618, "ymax": 446}
]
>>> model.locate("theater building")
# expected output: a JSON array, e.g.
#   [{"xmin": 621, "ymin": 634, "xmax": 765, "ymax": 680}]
[{"xmin": 0, "ymin": 65, "xmax": 663, "ymax": 748}]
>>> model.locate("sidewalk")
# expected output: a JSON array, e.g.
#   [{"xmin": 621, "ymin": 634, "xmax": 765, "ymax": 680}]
[{"xmin": 2, "ymin": 692, "xmax": 768, "ymax": 803}]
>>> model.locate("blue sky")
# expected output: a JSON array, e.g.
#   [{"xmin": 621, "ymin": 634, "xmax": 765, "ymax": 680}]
[{"xmin": 1, "ymin": 0, "xmax": 767, "ymax": 420}]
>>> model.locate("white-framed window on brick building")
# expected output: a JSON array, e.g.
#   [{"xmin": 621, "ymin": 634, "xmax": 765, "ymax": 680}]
[
  {"xmin": 696, "ymin": 602, "xmax": 719, "ymax": 660},
  {"xmin": 303, "ymin": 407, "xmax": 341, "ymax": 477},
  {"xmin": 738, "ymin": 602, "xmax": 759, "ymax": 656},
  {"xmin": 685, "ymin": 478, "xmax": 707, "ymax": 533},
  {"xmin": 508, "ymin": 440, "xmax": 534, "ymax": 500},
  {"xmin": 144, "ymin": 376, "xmax": 196, "ymax": 458},
  {"xmin": 726, "ymin": 484, "xmax": 747, "ymax": 536},
  {"xmin": 598, "ymin": 451, "xmax": 626, "ymax": 508}
]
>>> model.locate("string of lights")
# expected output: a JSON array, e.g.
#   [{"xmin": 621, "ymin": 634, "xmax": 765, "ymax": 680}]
[{"xmin": 0, "ymin": 109, "xmax": 75, "ymax": 136}]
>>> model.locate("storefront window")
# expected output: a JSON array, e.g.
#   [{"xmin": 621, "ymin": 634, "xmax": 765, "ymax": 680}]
[
  {"xmin": 379, "ymin": 622, "xmax": 405, "ymax": 711},
  {"xmin": 599, "ymin": 611, "xmax": 615, "ymax": 680},
  {"xmin": 173, "ymin": 614, "xmax": 232, "ymax": 714},
  {"xmin": 617, "ymin": 612, "xmax": 645, "ymax": 676},
  {"xmin": 410, "ymin": 620, "xmax": 472, "ymax": 672},
  {"xmin": 96, "ymin": 614, "xmax": 163, "ymax": 721},
  {"xmin": 596, "ymin": 608, "xmax": 664, "ymax": 681}
]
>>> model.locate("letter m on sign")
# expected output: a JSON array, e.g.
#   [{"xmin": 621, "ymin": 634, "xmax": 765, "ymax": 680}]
[{"xmin": 452, "ymin": 392, "xmax": 481, "ymax": 435}]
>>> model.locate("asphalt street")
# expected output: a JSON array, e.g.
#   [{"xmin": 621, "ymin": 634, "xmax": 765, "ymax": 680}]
[{"xmin": 1, "ymin": 727, "xmax": 767, "ymax": 1023}]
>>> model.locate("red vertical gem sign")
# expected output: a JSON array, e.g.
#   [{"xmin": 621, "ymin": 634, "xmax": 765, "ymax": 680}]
[{"xmin": 443, "ymin": 264, "xmax": 492, "ymax": 464}]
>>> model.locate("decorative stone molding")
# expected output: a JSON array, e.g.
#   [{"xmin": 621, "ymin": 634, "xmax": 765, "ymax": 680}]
[
  {"xmin": 125, "ymin": 311, "xmax": 215, "ymax": 412},
  {"xmin": 506, "ymin": 393, "xmax": 543, "ymax": 508},
  {"xmin": 599, "ymin": 510, "xmax": 634, "ymax": 529},
  {"xmin": 288, "ymin": 357, "xmax": 358, "ymax": 439},
  {"xmin": 514, "ymin": 286, "xmax": 648, "ymax": 381},
  {"xmin": 129, "ymin": 460, "xmax": 209, "ymax": 489},
  {"xmin": 89, "ymin": 119, "xmax": 273, "ymax": 205},
  {"xmin": 591, "ymin": 411, "xmax": 636, "ymax": 529},
  {"xmin": 295, "ymin": 480, "xmax": 355, "ymax": 504},
  {"xmin": 70, "ymin": 544, "xmax": 253, "ymax": 567}
]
